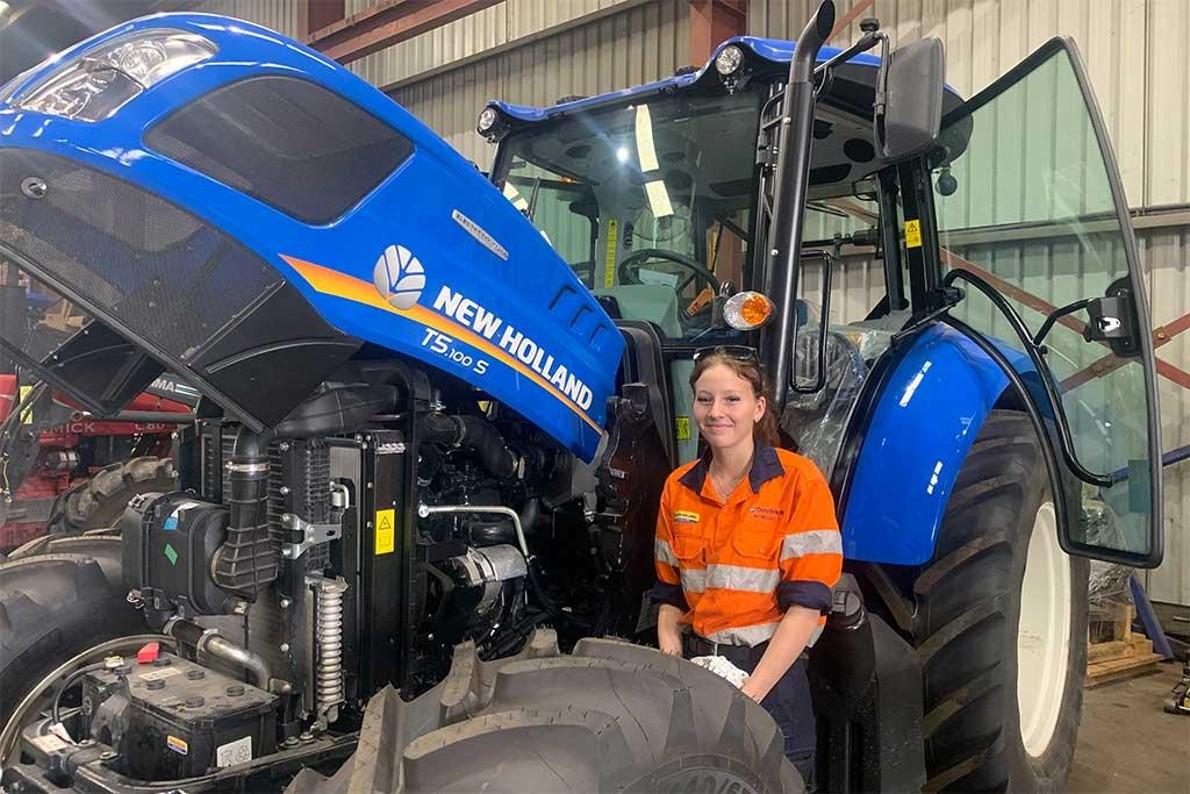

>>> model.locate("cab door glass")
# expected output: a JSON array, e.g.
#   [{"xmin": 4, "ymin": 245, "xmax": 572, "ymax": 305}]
[{"xmin": 934, "ymin": 39, "xmax": 1161, "ymax": 565}]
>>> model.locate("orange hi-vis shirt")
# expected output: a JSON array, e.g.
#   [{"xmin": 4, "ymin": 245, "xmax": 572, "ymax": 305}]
[{"xmin": 653, "ymin": 444, "xmax": 843, "ymax": 647}]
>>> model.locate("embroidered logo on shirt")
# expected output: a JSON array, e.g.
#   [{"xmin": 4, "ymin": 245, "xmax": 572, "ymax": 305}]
[
  {"xmin": 673, "ymin": 510, "xmax": 700, "ymax": 523},
  {"xmin": 748, "ymin": 506, "xmax": 785, "ymax": 521}
]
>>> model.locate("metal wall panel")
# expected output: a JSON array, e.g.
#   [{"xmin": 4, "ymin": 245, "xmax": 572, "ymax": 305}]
[
  {"xmin": 348, "ymin": 0, "xmax": 647, "ymax": 91},
  {"xmin": 1141, "ymin": 227, "xmax": 1190, "ymax": 605},
  {"xmin": 390, "ymin": 0, "xmax": 689, "ymax": 167},
  {"xmin": 748, "ymin": 0, "xmax": 1178, "ymax": 209},
  {"xmin": 197, "ymin": 0, "xmax": 302, "ymax": 38}
]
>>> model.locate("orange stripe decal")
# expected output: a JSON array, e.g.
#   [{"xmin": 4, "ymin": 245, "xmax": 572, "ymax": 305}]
[{"xmin": 280, "ymin": 254, "xmax": 601, "ymax": 432}]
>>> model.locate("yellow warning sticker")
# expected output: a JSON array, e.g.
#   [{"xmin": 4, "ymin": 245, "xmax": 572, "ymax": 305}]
[
  {"xmin": 374, "ymin": 508, "xmax": 395, "ymax": 555},
  {"xmin": 905, "ymin": 219, "xmax": 923, "ymax": 249},
  {"xmin": 603, "ymin": 219, "xmax": 619, "ymax": 288},
  {"xmin": 673, "ymin": 510, "xmax": 700, "ymax": 524},
  {"xmin": 18, "ymin": 385, "xmax": 33, "ymax": 424},
  {"xmin": 675, "ymin": 416, "xmax": 691, "ymax": 441},
  {"xmin": 167, "ymin": 735, "xmax": 189, "ymax": 756}
]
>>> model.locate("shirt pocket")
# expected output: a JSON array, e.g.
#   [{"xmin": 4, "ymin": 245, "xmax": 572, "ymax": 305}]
[
  {"xmin": 671, "ymin": 525, "xmax": 705, "ymax": 563},
  {"xmin": 731, "ymin": 527, "xmax": 780, "ymax": 563}
]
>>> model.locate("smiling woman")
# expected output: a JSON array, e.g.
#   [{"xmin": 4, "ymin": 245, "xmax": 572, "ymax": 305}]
[{"xmin": 652, "ymin": 347, "xmax": 842, "ymax": 786}]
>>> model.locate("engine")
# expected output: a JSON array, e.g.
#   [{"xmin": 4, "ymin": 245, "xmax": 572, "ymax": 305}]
[{"xmin": 48, "ymin": 366, "xmax": 658, "ymax": 781}]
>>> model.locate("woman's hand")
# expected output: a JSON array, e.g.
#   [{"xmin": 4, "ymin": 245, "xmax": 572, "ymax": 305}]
[
  {"xmin": 738, "ymin": 677, "xmax": 765, "ymax": 702},
  {"xmin": 740, "ymin": 606, "xmax": 821, "ymax": 703},
  {"xmin": 657, "ymin": 604, "xmax": 685, "ymax": 656}
]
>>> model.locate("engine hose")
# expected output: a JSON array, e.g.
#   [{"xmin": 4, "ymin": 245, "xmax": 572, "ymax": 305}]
[
  {"xmin": 420, "ymin": 413, "xmax": 517, "ymax": 479},
  {"xmin": 211, "ymin": 426, "xmax": 278, "ymax": 597},
  {"xmin": 514, "ymin": 499, "xmax": 580, "ymax": 624},
  {"xmin": 51, "ymin": 662, "xmax": 106, "ymax": 729}
]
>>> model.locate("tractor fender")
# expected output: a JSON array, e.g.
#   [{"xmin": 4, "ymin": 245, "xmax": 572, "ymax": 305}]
[{"xmin": 839, "ymin": 323, "xmax": 1036, "ymax": 566}]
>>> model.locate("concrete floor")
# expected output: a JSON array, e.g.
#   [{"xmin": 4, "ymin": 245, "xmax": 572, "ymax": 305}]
[{"xmin": 1068, "ymin": 664, "xmax": 1189, "ymax": 793}]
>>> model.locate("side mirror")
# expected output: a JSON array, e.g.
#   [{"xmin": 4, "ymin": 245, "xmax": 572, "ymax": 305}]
[{"xmin": 876, "ymin": 37, "xmax": 945, "ymax": 160}]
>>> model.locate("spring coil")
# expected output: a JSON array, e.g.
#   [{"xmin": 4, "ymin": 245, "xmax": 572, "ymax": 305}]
[{"xmin": 315, "ymin": 579, "xmax": 348, "ymax": 715}]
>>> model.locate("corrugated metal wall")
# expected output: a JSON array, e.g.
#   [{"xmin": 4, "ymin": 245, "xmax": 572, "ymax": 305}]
[
  {"xmin": 196, "ymin": 0, "xmax": 302, "ymax": 38},
  {"xmin": 751, "ymin": 0, "xmax": 1189, "ymax": 210},
  {"xmin": 388, "ymin": 0, "xmax": 690, "ymax": 167}
]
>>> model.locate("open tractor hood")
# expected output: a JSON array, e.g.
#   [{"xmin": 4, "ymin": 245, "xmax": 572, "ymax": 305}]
[{"xmin": 0, "ymin": 14, "xmax": 622, "ymax": 462}]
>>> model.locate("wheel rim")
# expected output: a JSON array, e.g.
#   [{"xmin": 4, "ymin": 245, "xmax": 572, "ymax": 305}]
[{"xmin": 1016, "ymin": 501, "xmax": 1072, "ymax": 758}]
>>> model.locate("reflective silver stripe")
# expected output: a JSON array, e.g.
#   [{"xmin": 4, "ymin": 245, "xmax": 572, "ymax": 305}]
[
  {"xmin": 681, "ymin": 568, "xmax": 707, "ymax": 593},
  {"xmin": 806, "ymin": 623, "xmax": 825, "ymax": 648},
  {"xmin": 655, "ymin": 538, "xmax": 679, "ymax": 567},
  {"xmin": 780, "ymin": 529, "xmax": 842, "ymax": 560},
  {"xmin": 706, "ymin": 564, "xmax": 780, "ymax": 593},
  {"xmin": 705, "ymin": 621, "xmax": 780, "ymax": 647}
]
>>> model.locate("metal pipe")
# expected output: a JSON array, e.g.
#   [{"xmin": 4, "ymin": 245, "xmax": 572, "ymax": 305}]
[
  {"xmin": 165, "ymin": 617, "xmax": 271, "ymax": 689},
  {"xmin": 761, "ymin": 0, "xmax": 836, "ymax": 414},
  {"xmin": 202, "ymin": 635, "xmax": 271, "ymax": 691},
  {"xmin": 417, "ymin": 504, "xmax": 530, "ymax": 561}
]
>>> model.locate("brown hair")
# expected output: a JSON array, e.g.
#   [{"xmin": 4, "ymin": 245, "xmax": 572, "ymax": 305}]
[{"xmin": 689, "ymin": 351, "xmax": 781, "ymax": 447}]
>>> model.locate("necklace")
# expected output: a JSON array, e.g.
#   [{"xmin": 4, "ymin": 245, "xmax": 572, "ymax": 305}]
[
  {"xmin": 711, "ymin": 472, "xmax": 744, "ymax": 499},
  {"xmin": 709, "ymin": 456, "xmax": 752, "ymax": 499}
]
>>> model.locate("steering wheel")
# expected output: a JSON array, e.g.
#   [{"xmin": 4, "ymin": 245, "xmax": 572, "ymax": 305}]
[{"xmin": 616, "ymin": 248, "xmax": 720, "ymax": 303}]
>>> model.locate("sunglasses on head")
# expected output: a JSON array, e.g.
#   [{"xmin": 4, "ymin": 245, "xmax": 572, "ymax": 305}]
[{"xmin": 693, "ymin": 345, "xmax": 759, "ymax": 364}]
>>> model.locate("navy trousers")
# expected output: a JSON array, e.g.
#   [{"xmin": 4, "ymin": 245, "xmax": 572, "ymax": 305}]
[{"xmin": 683, "ymin": 637, "xmax": 816, "ymax": 788}]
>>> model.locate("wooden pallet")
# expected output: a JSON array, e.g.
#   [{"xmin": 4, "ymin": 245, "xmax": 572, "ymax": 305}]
[{"xmin": 1085, "ymin": 605, "xmax": 1164, "ymax": 687}]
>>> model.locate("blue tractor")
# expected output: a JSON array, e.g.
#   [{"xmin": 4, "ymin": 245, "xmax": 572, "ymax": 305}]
[{"xmin": 0, "ymin": 1, "xmax": 1162, "ymax": 791}]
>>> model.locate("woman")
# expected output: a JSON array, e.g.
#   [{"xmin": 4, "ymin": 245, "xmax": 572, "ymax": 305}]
[{"xmin": 653, "ymin": 346, "xmax": 842, "ymax": 786}]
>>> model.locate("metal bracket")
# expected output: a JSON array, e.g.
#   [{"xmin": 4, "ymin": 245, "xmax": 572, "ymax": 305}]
[{"xmin": 280, "ymin": 513, "xmax": 342, "ymax": 559}]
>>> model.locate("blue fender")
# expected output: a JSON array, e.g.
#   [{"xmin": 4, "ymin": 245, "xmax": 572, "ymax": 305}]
[{"xmin": 840, "ymin": 324, "xmax": 1034, "ymax": 566}]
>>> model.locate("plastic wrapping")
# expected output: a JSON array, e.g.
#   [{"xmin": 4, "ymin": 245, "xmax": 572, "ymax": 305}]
[
  {"xmin": 1088, "ymin": 561, "xmax": 1135, "ymax": 608},
  {"xmin": 1084, "ymin": 498, "xmax": 1135, "ymax": 607},
  {"xmin": 781, "ymin": 326, "xmax": 891, "ymax": 476}
]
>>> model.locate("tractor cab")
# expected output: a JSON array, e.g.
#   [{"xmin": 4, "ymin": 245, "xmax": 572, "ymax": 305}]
[{"xmin": 484, "ymin": 12, "xmax": 1162, "ymax": 570}]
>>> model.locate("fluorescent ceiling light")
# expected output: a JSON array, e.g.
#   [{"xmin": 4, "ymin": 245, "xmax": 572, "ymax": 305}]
[
  {"xmin": 634, "ymin": 104, "xmax": 659, "ymax": 172},
  {"xmin": 645, "ymin": 179, "xmax": 673, "ymax": 218}
]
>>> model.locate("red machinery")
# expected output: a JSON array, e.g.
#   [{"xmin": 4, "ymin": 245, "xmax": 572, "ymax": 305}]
[{"xmin": 0, "ymin": 374, "xmax": 195, "ymax": 550}]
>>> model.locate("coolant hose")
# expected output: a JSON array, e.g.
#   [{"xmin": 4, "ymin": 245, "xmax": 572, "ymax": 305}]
[{"xmin": 420, "ymin": 413, "xmax": 517, "ymax": 478}]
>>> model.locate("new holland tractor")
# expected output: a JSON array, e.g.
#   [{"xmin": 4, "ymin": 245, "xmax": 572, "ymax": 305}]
[{"xmin": 0, "ymin": 1, "xmax": 1163, "ymax": 792}]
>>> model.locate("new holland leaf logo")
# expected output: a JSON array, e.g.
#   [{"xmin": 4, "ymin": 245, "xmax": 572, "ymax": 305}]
[{"xmin": 373, "ymin": 244, "xmax": 425, "ymax": 310}]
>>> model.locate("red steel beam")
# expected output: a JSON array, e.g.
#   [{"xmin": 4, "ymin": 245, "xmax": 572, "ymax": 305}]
[
  {"xmin": 689, "ymin": 0, "xmax": 748, "ymax": 67},
  {"xmin": 1062, "ymin": 310, "xmax": 1190, "ymax": 391},
  {"xmin": 828, "ymin": 0, "xmax": 876, "ymax": 43},
  {"xmin": 307, "ymin": 0, "xmax": 502, "ymax": 65},
  {"xmin": 301, "ymin": 0, "xmax": 346, "ymax": 39},
  {"xmin": 826, "ymin": 193, "xmax": 1190, "ymax": 394}
]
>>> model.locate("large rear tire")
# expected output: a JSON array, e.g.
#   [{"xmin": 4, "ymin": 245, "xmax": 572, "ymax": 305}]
[
  {"xmin": 289, "ymin": 632, "xmax": 803, "ymax": 793},
  {"xmin": 52, "ymin": 456, "xmax": 177, "ymax": 533},
  {"xmin": 0, "ymin": 537, "xmax": 146, "ymax": 723},
  {"xmin": 7, "ymin": 458, "xmax": 176, "ymax": 560},
  {"xmin": 910, "ymin": 411, "xmax": 1088, "ymax": 792}
]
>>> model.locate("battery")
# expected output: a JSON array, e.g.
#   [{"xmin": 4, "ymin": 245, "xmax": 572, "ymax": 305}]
[{"xmin": 84, "ymin": 652, "xmax": 277, "ymax": 780}]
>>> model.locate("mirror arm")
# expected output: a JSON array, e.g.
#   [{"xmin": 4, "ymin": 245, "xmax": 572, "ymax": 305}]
[
  {"xmin": 943, "ymin": 268, "xmax": 1113, "ymax": 488},
  {"xmin": 1033, "ymin": 298, "xmax": 1091, "ymax": 346}
]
